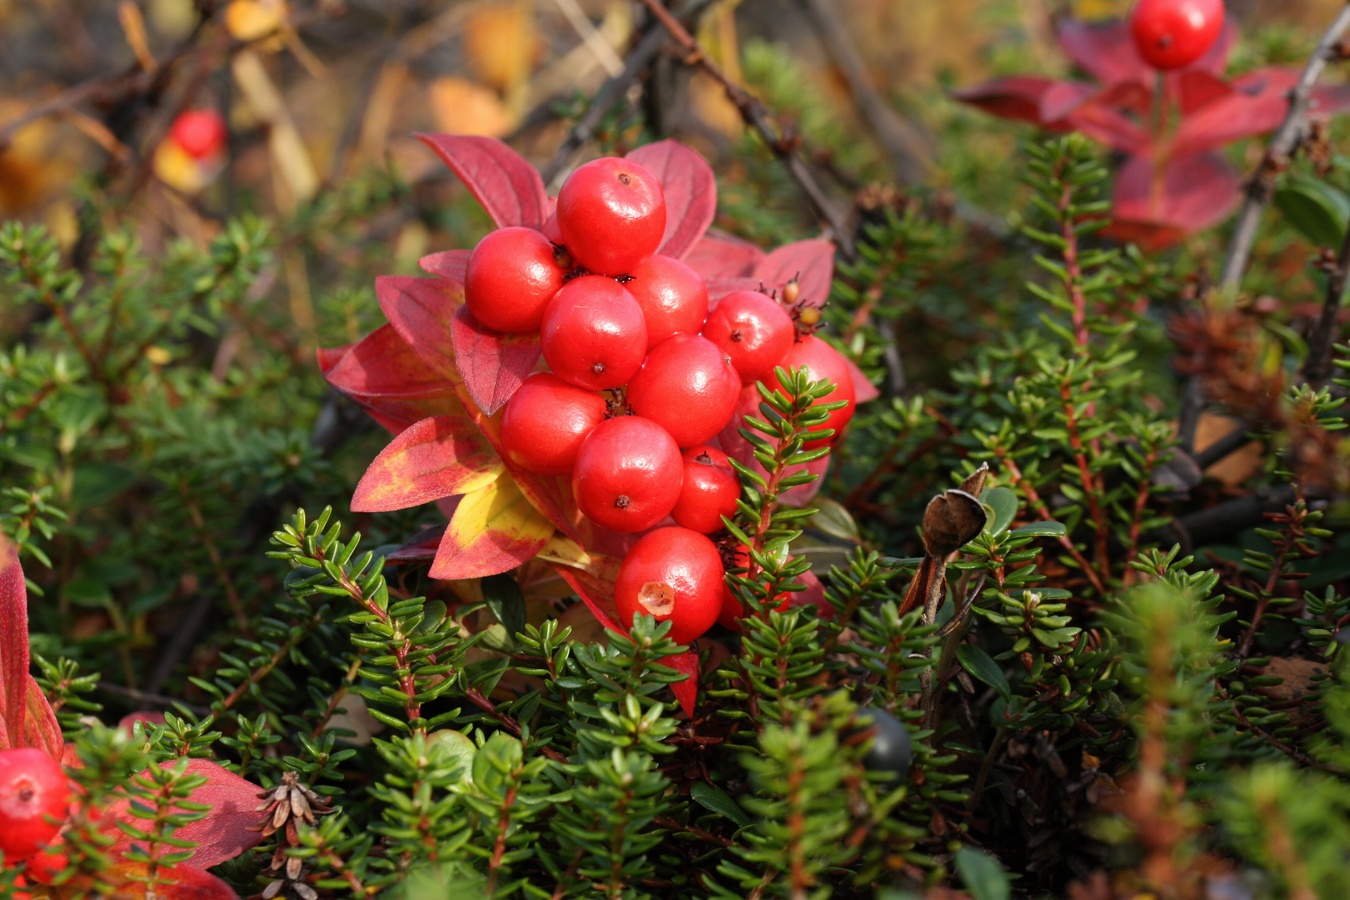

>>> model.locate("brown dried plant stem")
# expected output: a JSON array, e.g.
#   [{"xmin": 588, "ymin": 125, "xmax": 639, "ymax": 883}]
[
  {"xmin": 634, "ymin": 0, "xmax": 856, "ymax": 259},
  {"xmin": 1219, "ymin": 3, "xmax": 1350, "ymax": 295},
  {"xmin": 1303, "ymin": 208, "xmax": 1350, "ymax": 384}
]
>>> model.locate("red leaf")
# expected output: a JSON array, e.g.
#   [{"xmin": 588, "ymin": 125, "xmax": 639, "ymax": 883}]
[
  {"xmin": 352, "ymin": 415, "xmax": 503, "ymax": 512},
  {"xmin": 664, "ymin": 651, "xmax": 700, "ymax": 718},
  {"xmin": 1112, "ymin": 152, "xmax": 1240, "ymax": 236},
  {"xmin": 843, "ymin": 355, "xmax": 880, "ymax": 404},
  {"xmin": 104, "ymin": 759, "xmax": 265, "ymax": 870},
  {"xmin": 321, "ymin": 325, "xmax": 465, "ymax": 435},
  {"xmin": 419, "ymin": 248, "xmax": 471, "ymax": 283},
  {"xmin": 951, "ymin": 76, "xmax": 1063, "ymax": 126},
  {"xmin": 1174, "ymin": 68, "xmax": 1350, "ymax": 158},
  {"xmin": 0, "ymin": 537, "xmax": 61, "ymax": 759},
  {"xmin": 1172, "ymin": 70, "xmax": 1233, "ymax": 115},
  {"xmin": 685, "ymin": 229, "xmax": 764, "ymax": 280},
  {"xmin": 550, "ymin": 559, "xmax": 624, "ymax": 633},
  {"xmin": 429, "ymin": 478, "xmax": 553, "ymax": 580},
  {"xmin": 1055, "ymin": 19, "xmax": 1151, "ymax": 88},
  {"xmin": 417, "ymin": 133, "xmax": 549, "ymax": 230},
  {"xmin": 1063, "ymin": 90, "xmax": 1151, "ymax": 156},
  {"xmin": 626, "ymin": 141, "xmax": 717, "ymax": 260},
  {"xmin": 92, "ymin": 863, "xmax": 240, "ymax": 899},
  {"xmin": 449, "ymin": 305, "xmax": 543, "ymax": 416},
  {"xmin": 752, "ymin": 239, "xmax": 835, "ymax": 308},
  {"xmin": 376, "ymin": 275, "xmax": 463, "ymax": 383}
]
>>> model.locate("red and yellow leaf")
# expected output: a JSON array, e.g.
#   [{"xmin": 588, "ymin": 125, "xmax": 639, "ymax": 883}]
[
  {"xmin": 416, "ymin": 133, "xmax": 550, "ymax": 230},
  {"xmin": 375, "ymin": 275, "xmax": 463, "ymax": 383},
  {"xmin": 352, "ymin": 415, "xmax": 503, "ymax": 513},
  {"xmin": 429, "ymin": 477, "xmax": 554, "ymax": 581},
  {"xmin": 320, "ymin": 324, "xmax": 464, "ymax": 435},
  {"xmin": 449, "ymin": 304, "xmax": 543, "ymax": 416},
  {"xmin": 626, "ymin": 140, "xmax": 716, "ymax": 261}
]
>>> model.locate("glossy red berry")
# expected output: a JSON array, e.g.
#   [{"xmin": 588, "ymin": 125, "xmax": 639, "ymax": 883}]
[
  {"xmin": 626, "ymin": 255, "xmax": 709, "ymax": 349},
  {"xmin": 773, "ymin": 335, "xmax": 858, "ymax": 449},
  {"xmin": 0, "ymin": 748, "xmax": 69, "ymax": 862},
  {"xmin": 556, "ymin": 157, "xmax": 666, "ymax": 275},
  {"xmin": 465, "ymin": 227, "xmax": 569, "ymax": 333},
  {"xmin": 500, "ymin": 373, "xmax": 607, "ymax": 476},
  {"xmin": 615, "ymin": 527, "xmax": 724, "ymax": 643},
  {"xmin": 541, "ymin": 275, "xmax": 648, "ymax": 390},
  {"xmin": 671, "ymin": 446, "xmax": 739, "ymax": 534},
  {"xmin": 1129, "ymin": 0, "xmax": 1224, "ymax": 70},
  {"xmin": 169, "ymin": 109, "xmax": 227, "ymax": 160},
  {"xmin": 571, "ymin": 416, "xmax": 682, "ymax": 532},
  {"xmin": 626, "ymin": 334, "xmax": 740, "ymax": 448},
  {"xmin": 702, "ymin": 290, "xmax": 795, "ymax": 384}
]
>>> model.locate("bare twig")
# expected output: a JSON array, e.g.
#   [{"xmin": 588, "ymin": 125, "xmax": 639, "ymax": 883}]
[
  {"xmin": 634, "ymin": 0, "xmax": 856, "ymax": 259},
  {"xmin": 1303, "ymin": 212, "xmax": 1350, "ymax": 384},
  {"xmin": 1219, "ymin": 3, "xmax": 1350, "ymax": 296}
]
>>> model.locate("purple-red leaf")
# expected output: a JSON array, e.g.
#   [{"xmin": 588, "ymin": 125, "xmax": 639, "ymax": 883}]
[
  {"xmin": 352, "ymin": 415, "xmax": 503, "ymax": 512},
  {"xmin": 753, "ymin": 239, "xmax": 835, "ymax": 308},
  {"xmin": 417, "ymin": 133, "xmax": 549, "ymax": 229},
  {"xmin": 450, "ymin": 304, "xmax": 543, "ymax": 416},
  {"xmin": 626, "ymin": 140, "xmax": 717, "ymax": 260},
  {"xmin": 429, "ymin": 478, "xmax": 553, "ymax": 580},
  {"xmin": 105, "ymin": 759, "xmax": 266, "ymax": 870},
  {"xmin": 685, "ymin": 229, "xmax": 765, "ymax": 280},
  {"xmin": 0, "ymin": 537, "xmax": 61, "ymax": 758},
  {"xmin": 1063, "ymin": 90, "xmax": 1151, "ymax": 156},
  {"xmin": 550, "ymin": 560, "xmax": 624, "ymax": 633},
  {"xmin": 321, "ymin": 325, "xmax": 465, "ymax": 435},
  {"xmin": 1172, "ymin": 70, "xmax": 1233, "ymax": 115},
  {"xmin": 1055, "ymin": 19, "xmax": 1148, "ymax": 88},
  {"xmin": 376, "ymin": 275, "xmax": 463, "ymax": 383},
  {"xmin": 95, "ymin": 862, "xmax": 241, "ymax": 899},
  {"xmin": 951, "ymin": 76, "xmax": 1063, "ymax": 127},
  {"xmin": 1112, "ymin": 151, "xmax": 1240, "ymax": 238},
  {"xmin": 419, "ymin": 248, "xmax": 471, "ymax": 283},
  {"xmin": 664, "ymin": 651, "xmax": 699, "ymax": 718},
  {"xmin": 1173, "ymin": 68, "xmax": 1350, "ymax": 158}
]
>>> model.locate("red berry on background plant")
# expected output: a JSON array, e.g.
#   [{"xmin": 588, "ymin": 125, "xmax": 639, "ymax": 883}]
[
  {"xmin": 702, "ymin": 289, "xmax": 795, "ymax": 385},
  {"xmin": 465, "ymin": 227, "xmax": 569, "ymax": 333},
  {"xmin": 0, "ymin": 748, "xmax": 70, "ymax": 862},
  {"xmin": 571, "ymin": 416, "xmax": 682, "ymax": 532},
  {"xmin": 1129, "ymin": 0, "xmax": 1224, "ymax": 71},
  {"xmin": 169, "ymin": 108, "xmax": 227, "ymax": 160},
  {"xmin": 556, "ymin": 157, "xmax": 667, "ymax": 275},
  {"xmin": 499, "ymin": 373, "xmax": 607, "ymax": 476},
  {"xmin": 626, "ymin": 333, "xmax": 740, "ymax": 448},
  {"xmin": 773, "ymin": 335, "xmax": 858, "ymax": 449},
  {"xmin": 625, "ymin": 254, "xmax": 709, "ymax": 349},
  {"xmin": 615, "ymin": 526, "xmax": 724, "ymax": 644},
  {"xmin": 541, "ymin": 275, "xmax": 648, "ymax": 390},
  {"xmin": 671, "ymin": 445, "xmax": 740, "ymax": 534}
]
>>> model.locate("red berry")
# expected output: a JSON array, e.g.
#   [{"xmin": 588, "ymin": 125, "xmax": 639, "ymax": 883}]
[
  {"xmin": 626, "ymin": 334, "xmax": 740, "ymax": 448},
  {"xmin": 1129, "ymin": 0, "xmax": 1224, "ymax": 70},
  {"xmin": 0, "ymin": 748, "xmax": 69, "ymax": 862},
  {"xmin": 500, "ymin": 373, "xmax": 608, "ymax": 476},
  {"xmin": 773, "ymin": 335, "xmax": 858, "ymax": 449},
  {"xmin": 626, "ymin": 255, "xmax": 709, "ymax": 349},
  {"xmin": 556, "ymin": 157, "xmax": 666, "ymax": 275},
  {"xmin": 571, "ymin": 416, "xmax": 682, "ymax": 532},
  {"xmin": 671, "ymin": 446, "xmax": 740, "ymax": 534},
  {"xmin": 169, "ymin": 109, "xmax": 227, "ymax": 160},
  {"xmin": 465, "ymin": 227, "xmax": 569, "ymax": 333},
  {"xmin": 541, "ymin": 276, "xmax": 648, "ymax": 390},
  {"xmin": 702, "ymin": 290, "xmax": 795, "ymax": 385},
  {"xmin": 615, "ymin": 527, "xmax": 724, "ymax": 643}
]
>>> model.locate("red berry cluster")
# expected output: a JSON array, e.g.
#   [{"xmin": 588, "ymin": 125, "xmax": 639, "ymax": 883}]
[{"xmin": 465, "ymin": 156, "xmax": 857, "ymax": 644}]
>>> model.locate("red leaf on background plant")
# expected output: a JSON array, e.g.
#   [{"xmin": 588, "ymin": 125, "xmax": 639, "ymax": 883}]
[
  {"xmin": 663, "ymin": 651, "xmax": 699, "ymax": 718},
  {"xmin": 104, "ymin": 759, "xmax": 265, "ymax": 870},
  {"xmin": 685, "ymin": 229, "xmax": 765, "ymax": 280},
  {"xmin": 1112, "ymin": 152, "xmax": 1240, "ymax": 237},
  {"xmin": 549, "ymin": 560, "xmax": 624, "ymax": 632},
  {"xmin": 753, "ymin": 239, "xmax": 835, "ymax": 308},
  {"xmin": 626, "ymin": 140, "xmax": 717, "ymax": 260},
  {"xmin": 321, "ymin": 325, "xmax": 465, "ymax": 435},
  {"xmin": 352, "ymin": 415, "xmax": 503, "ymax": 513},
  {"xmin": 1172, "ymin": 69, "xmax": 1350, "ymax": 158},
  {"xmin": 450, "ymin": 304, "xmax": 543, "ymax": 416},
  {"xmin": 1173, "ymin": 70, "xmax": 1233, "ymax": 115},
  {"xmin": 950, "ymin": 76, "xmax": 1063, "ymax": 127},
  {"xmin": 1063, "ymin": 91, "xmax": 1150, "ymax": 155},
  {"xmin": 419, "ymin": 248, "xmax": 471, "ymax": 283},
  {"xmin": 429, "ymin": 478, "xmax": 554, "ymax": 580},
  {"xmin": 843, "ymin": 356, "xmax": 880, "ymax": 404},
  {"xmin": 0, "ymin": 536, "xmax": 61, "ymax": 759},
  {"xmin": 376, "ymin": 275, "xmax": 463, "ymax": 383},
  {"xmin": 417, "ymin": 133, "xmax": 549, "ymax": 230},
  {"xmin": 92, "ymin": 862, "xmax": 240, "ymax": 899}
]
